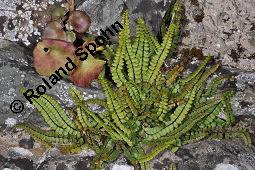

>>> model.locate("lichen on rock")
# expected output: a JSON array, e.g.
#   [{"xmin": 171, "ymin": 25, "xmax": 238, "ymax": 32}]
[
  {"xmin": 0, "ymin": 0, "xmax": 65, "ymax": 46},
  {"xmin": 0, "ymin": 0, "xmax": 255, "ymax": 169}
]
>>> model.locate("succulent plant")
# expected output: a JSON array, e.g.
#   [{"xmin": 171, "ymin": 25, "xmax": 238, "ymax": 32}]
[
  {"xmin": 18, "ymin": 0, "xmax": 251, "ymax": 169},
  {"xmin": 69, "ymin": 53, "xmax": 106, "ymax": 87},
  {"xmin": 42, "ymin": 21, "xmax": 66, "ymax": 40},
  {"xmin": 67, "ymin": 10, "xmax": 91, "ymax": 33},
  {"xmin": 33, "ymin": 39, "xmax": 78, "ymax": 77},
  {"xmin": 33, "ymin": 0, "xmax": 104, "ymax": 87},
  {"xmin": 65, "ymin": 31, "xmax": 76, "ymax": 43},
  {"xmin": 51, "ymin": 6, "xmax": 66, "ymax": 20}
]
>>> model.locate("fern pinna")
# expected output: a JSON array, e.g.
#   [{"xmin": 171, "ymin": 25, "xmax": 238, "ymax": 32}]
[{"xmin": 16, "ymin": 0, "xmax": 251, "ymax": 169}]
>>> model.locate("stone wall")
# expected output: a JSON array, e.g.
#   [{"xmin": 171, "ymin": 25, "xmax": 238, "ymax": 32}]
[{"xmin": 0, "ymin": 0, "xmax": 254, "ymax": 169}]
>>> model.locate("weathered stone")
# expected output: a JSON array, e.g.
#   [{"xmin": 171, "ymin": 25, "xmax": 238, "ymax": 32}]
[
  {"xmin": 1, "ymin": 0, "xmax": 254, "ymax": 71},
  {"xmin": 181, "ymin": 0, "xmax": 255, "ymax": 71},
  {"xmin": 0, "ymin": 40, "xmax": 105, "ymax": 128},
  {"xmin": 151, "ymin": 139, "xmax": 255, "ymax": 170},
  {"xmin": 19, "ymin": 138, "xmax": 34, "ymax": 149},
  {"xmin": 0, "ymin": 0, "xmax": 68, "ymax": 46},
  {"xmin": 0, "ymin": 40, "xmax": 101, "ymax": 168},
  {"xmin": 1, "ymin": 41, "xmax": 254, "ymax": 169},
  {"xmin": 0, "ymin": 0, "xmax": 255, "ymax": 169}
]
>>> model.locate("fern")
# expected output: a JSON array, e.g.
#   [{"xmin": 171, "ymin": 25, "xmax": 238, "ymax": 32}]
[
  {"xmin": 169, "ymin": 163, "xmax": 177, "ymax": 170},
  {"xmin": 146, "ymin": 0, "xmax": 182, "ymax": 85},
  {"xmin": 16, "ymin": 0, "xmax": 251, "ymax": 169}
]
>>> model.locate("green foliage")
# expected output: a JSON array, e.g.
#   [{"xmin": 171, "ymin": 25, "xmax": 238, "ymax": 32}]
[
  {"xmin": 169, "ymin": 163, "xmax": 177, "ymax": 170},
  {"xmin": 16, "ymin": 0, "xmax": 251, "ymax": 169}
]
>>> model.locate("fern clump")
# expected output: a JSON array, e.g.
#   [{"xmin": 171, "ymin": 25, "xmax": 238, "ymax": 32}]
[{"xmin": 16, "ymin": 0, "xmax": 251, "ymax": 169}]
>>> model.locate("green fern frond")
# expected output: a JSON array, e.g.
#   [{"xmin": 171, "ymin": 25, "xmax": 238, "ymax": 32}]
[
  {"xmin": 180, "ymin": 55, "xmax": 212, "ymax": 85},
  {"xmin": 69, "ymin": 86, "xmax": 99, "ymax": 129},
  {"xmin": 99, "ymin": 75, "xmax": 131, "ymax": 135},
  {"xmin": 140, "ymin": 162, "xmax": 151, "ymax": 170},
  {"xmin": 156, "ymin": 94, "xmax": 169, "ymax": 121},
  {"xmin": 169, "ymin": 163, "xmax": 177, "ymax": 170},
  {"xmin": 222, "ymin": 90, "xmax": 236, "ymax": 125},
  {"xmin": 20, "ymin": 89, "xmax": 81, "ymax": 138},
  {"xmin": 146, "ymin": 0, "xmax": 183, "ymax": 84},
  {"xmin": 85, "ymin": 98, "xmax": 107, "ymax": 107},
  {"xmin": 166, "ymin": 64, "xmax": 184, "ymax": 86},
  {"xmin": 15, "ymin": 123, "xmax": 81, "ymax": 147},
  {"xmin": 133, "ymin": 18, "xmax": 153, "ymax": 83},
  {"xmin": 204, "ymin": 75, "xmax": 232, "ymax": 97},
  {"xmin": 111, "ymin": 12, "xmax": 128, "ymax": 87},
  {"xmin": 138, "ymin": 139, "xmax": 176, "ymax": 163},
  {"xmin": 122, "ymin": 10, "xmax": 140, "ymax": 83},
  {"xmin": 59, "ymin": 142, "xmax": 88, "ymax": 154},
  {"xmin": 103, "ymin": 44, "xmax": 117, "ymax": 67}
]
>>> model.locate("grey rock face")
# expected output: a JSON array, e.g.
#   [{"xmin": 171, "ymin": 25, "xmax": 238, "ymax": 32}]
[
  {"xmin": 0, "ymin": 39, "xmax": 254, "ymax": 170},
  {"xmin": 77, "ymin": 0, "xmax": 172, "ymax": 37},
  {"xmin": 0, "ymin": 0, "xmax": 67, "ymax": 46},
  {"xmin": 233, "ymin": 70, "xmax": 255, "ymax": 116},
  {"xmin": 1, "ymin": 0, "xmax": 255, "ymax": 71},
  {"xmin": 0, "ymin": 40, "xmax": 101, "ymax": 169},
  {"xmin": 0, "ymin": 39, "xmax": 104, "ymax": 129},
  {"xmin": 151, "ymin": 140, "xmax": 255, "ymax": 170},
  {"xmin": 181, "ymin": 0, "xmax": 255, "ymax": 71},
  {"xmin": 0, "ymin": 0, "xmax": 255, "ymax": 169}
]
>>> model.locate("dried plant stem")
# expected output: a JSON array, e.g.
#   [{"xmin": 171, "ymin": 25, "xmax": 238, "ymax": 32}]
[{"xmin": 68, "ymin": 0, "xmax": 75, "ymax": 12}]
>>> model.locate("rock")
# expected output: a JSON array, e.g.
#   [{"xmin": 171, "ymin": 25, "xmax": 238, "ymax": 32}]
[
  {"xmin": 5, "ymin": 118, "xmax": 17, "ymax": 128},
  {"xmin": 0, "ymin": 0, "xmax": 68, "ymax": 47},
  {"xmin": 1, "ymin": 0, "xmax": 254, "ymax": 71},
  {"xmin": 0, "ymin": 39, "xmax": 102, "ymax": 169},
  {"xmin": 151, "ymin": 140, "xmax": 255, "ymax": 170},
  {"xmin": 36, "ymin": 154, "xmax": 93, "ymax": 170},
  {"xmin": 9, "ymin": 147, "xmax": 33, "ymax": 157},
  {"xmin": 0, "ymin": 0, "xmax": 172, "ymax": 46},
  {"xmin": 74, "ymin": 158, "xmax": 91, "ymax": 170},
  {"xmin": 19, "ymin": 138, "xmax": 34, "ymax": 149},
  {"xmin": 181, "ymin": 0, "xmax": 255, "ymax": 71},
  {"xmin": 111, "ymin": 164, "xmax": 134, "ymax": 170},
  {"xmin": 77, "ymin": 0, "xmax": 172, "ymax": 39},
  {"xmin": 233, "ymin": 71, "xmax": 255, "ymax": 116},
  {"xmin": 214, "ymin": 163, "xmax": 239, "ymax": 170},
  {"xmin": 0, "ymin": 151, "xmax": 93, "ymax": 170},
  {"xmin": 0, "ymin": 39, "xmax": 105, "ymax": 127},
  {"xmin": 0, "ymin": 0, "xmax": 255, "ymax": 169}
]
